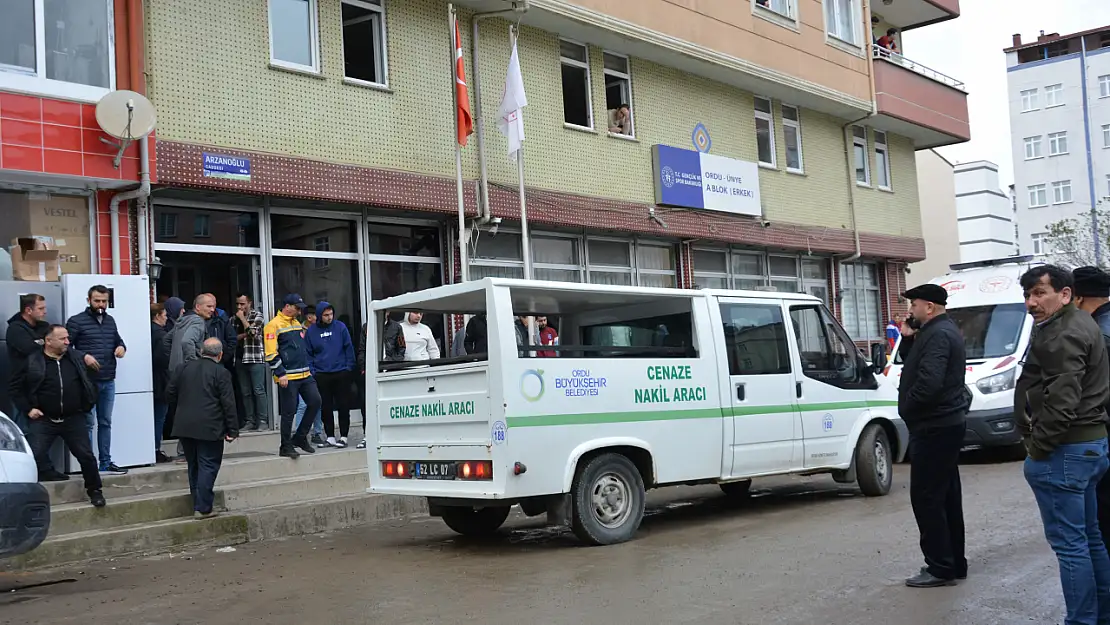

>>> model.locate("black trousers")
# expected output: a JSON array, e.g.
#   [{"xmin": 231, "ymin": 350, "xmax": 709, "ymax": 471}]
[
  {"xmin": 29, "ymin": 415, "xmax": 102, "ymax": 494},
  {"xmin": 180, "ymin": 438, "xmax": 224, "ymax": 514},
  {"xmin": 277, "ymin": 376, "xmax": 321, "ymax": 450},
  {"xmin": 909, "ymin": 422, "xmax": 967, "ymax": 579},
  {"xmin": 316, "ymin": 371, "xmax": 352, "ymax": 439}
]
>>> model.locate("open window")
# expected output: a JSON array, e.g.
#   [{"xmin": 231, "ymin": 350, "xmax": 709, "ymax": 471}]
[{"xmin": 789, "ymin": 304, "xmax": 875, "ymax": 390}]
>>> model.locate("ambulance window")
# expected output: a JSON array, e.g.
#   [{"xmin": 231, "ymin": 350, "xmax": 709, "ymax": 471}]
[{"xmin": 719, "ymin": 303, "xmax": 791, "ymax": 375}]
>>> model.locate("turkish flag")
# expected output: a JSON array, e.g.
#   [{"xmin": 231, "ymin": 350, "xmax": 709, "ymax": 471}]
[{"xmin": 454, "ymin": 18, "xmax": 474, "ymax": 146}]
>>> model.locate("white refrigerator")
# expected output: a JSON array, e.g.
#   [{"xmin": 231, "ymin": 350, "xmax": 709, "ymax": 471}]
[{"xmin": 64, "ymin": 274, "xmax": 154, "ymax": 469}]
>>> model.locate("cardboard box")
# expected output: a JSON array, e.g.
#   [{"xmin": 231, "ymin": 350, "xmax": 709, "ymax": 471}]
[{"xmin": 11, "ymin": 237, "xmax": 61, "ymax": 282}]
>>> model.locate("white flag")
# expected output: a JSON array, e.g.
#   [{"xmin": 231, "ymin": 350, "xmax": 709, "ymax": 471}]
[{"xmin": 497, "ymin": 40, "xmax": 528, "ymax": 162}]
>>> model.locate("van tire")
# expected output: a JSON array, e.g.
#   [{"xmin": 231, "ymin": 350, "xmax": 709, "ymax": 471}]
[
  {"xmin": 571, "ymin": 453, "xmax": 646, "ymax": 545},
  {"xmin": 719, "ymin": 479, "xmax": 753, "ymax": 498},
  {"xmin": 855, "ymin": 424, "xmax": 893, "ymax": 497},
  {"xmin": 441, "ymin": 505, "xmax": 511, "ymax": 536}
]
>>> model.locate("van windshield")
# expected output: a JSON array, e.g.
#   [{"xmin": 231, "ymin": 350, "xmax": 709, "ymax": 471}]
[{"xmin": 894, "ymin": 303, "xmax": 1028, "ymax": 363}]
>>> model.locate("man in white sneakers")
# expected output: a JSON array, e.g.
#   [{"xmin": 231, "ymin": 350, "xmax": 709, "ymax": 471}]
[{"xmin": 401, "ymin": 312, "xmax": 440, "ymax": 362}]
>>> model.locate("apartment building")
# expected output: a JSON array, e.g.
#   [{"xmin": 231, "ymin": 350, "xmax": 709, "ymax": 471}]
[{"xmin": 1007, "ymin": 26, "xmax": 1110, "ymax": 259}]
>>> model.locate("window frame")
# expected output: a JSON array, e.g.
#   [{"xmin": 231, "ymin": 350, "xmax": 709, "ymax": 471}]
[
  {"xmin": 1024, "ymin": 135, "xmax": 1044, "ymax": 160},
  {"xmin": 1100, "ymin": 74, "xmax": 1110, "ymax": 99},
  {"xmin": 824, "ymin": 0, "xmax": 860, "ymax": 47},
  {"xmin": 1028, "ymin": 184, "xmax": 1048, "ymax": 208},
  {"xmin": 852, "ymin": 125, "xmax": 870, "ymax": 187},
  {"xmin": 755, "ymin": 96, "xmax": 777, "ymax": 169},
  {"xmin": 1031, "ymin": 232, "xmax": 1049, "ymax": 256},
  {"xmin": 838, "ymin": 261, "xmax": 881, "ymax": 341},
  {"xmin": 1052, "ymin": 180, "xmax": 1073, "ymax": 205},
  {"xmin": 719, "ymin": 302, "xmax": 793, "ymax": 377},
  {"xmin": 1048, "ymin": 131, "xmax": 1069, "ymax": 156},
  {"xmin": 0, "ymin": 0, "xmax": 117, "ymax": 103},
  {"xmin": 559, "ymin": 38, "xmax": 594, "ymax": 131},
  {"xmin": 1103, "ymin": 124, "xmax": 1110, "ymax": 149},
  {"xmin": 268, "ymin": 0, "xmax": 322, "ymax": 74},
  {"xmin": 789, "ymin": 303, "xmax": 876, "ymax": 390},
  {"xmin": 1044, "ymin": 83, "xmax": 1064, "ymax": 108},
  {"xmin": 781, "ymin": 103, "xmax": 804, "ymax": 173},
  {"xmin": 157, "ymin": 212, "xmax": 178, "ymax": 239},
  {"xmin": 873, "ymin": 130, "xmax": 892, "ymax": 190},
  {"xmin": 602, "ymin": 50, "xmax": 635, "ymax": 139},
  {"xmin": 339, "ymin": 0, "xmax": 389, "ymax": 88},
  {"xmin": 751, "ymin": 0, "xmax": 799, "ymax": 29},
  {"xmin": 1020, "ymin": 88, "xmax": 1039, "ymax": 112},
  {"xmin": 192, "ymin": 214, "xmax": 211, "ymax": 238}
]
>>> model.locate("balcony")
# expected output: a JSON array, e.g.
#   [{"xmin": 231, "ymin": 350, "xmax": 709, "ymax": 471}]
[
  {"xmin": 870, "ymin": 0, "xmax": 959, "ymax": 32},
  {"xmin": 871, "ymin": 45, "xmax": 970, "ymax": 149}
]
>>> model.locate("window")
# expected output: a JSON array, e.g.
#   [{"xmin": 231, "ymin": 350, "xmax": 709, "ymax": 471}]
[
  {"xmin": 579, "ymin": 311, "xmax": 695, "ymax": 360},
  {"xmin": 755, "ymin": 97, "xmax": 776, "ymax": 167},
  {"xmin": 790, "ymin": 305, "xmax": 872, "ymax": 389},
  {"xmin": 754, "ymin": 0, "xmax": 797, "ymax": 22},
  {"xmin": 852, "ymin": 126, "xmax": 870, "ymax": 186},
  {"xmin": 825, "ymin": 0, "xmax": 858, "ymax": 45},
  {"xmin": 1049, "ymin": 131, "xmax": 1068, "ymax": 156},
  {"xmin": 158, "ymin": 213, "xmax": 178, "ymax": 239},
  {"xmin": 1028, "ymin": 184, "xmax": 1048, "ymax": 208},
  {"xmin": 839, "ymin": 262, "xmax": 880, "ymax": 340},
  {"xmin": 193, "ymin": 215, "xmax": 211, "ymax": 238},
  {"xmin": 873, "ymin": 130, "xmax": 891, "ymax": 189},
  {"xmin": 1052, "ymin": 180, "xmax": 1073, "ymax": 204},
  {"xmin": 587, "ymin": 239, "xmax": 633, "ymax": 285},
  {"xmin": 269, "ymin": 0, "xmax": 320, "ymax": 72},
  {"xmin": 1020, "ymin": 89, "xmax": 1039, "ymax": 112},
  {"xmin": 692, "ymin": 249, "xmax": 728, "ymax": 289},
  {"xmin": 602, "ymin": 52, "xmax": 634, "ymax": 137},
  {"xmin": 533, "ymin": 234, "xmax": 583, "ymax": 283},
  {"xmin": 1044, "ymin": 83, "xmax": 1064, "ymax": 107},
  {"xmin": 0, "ymin": 0, "xmax": 114, "ymax": 101},
  {"xmin": 1103, "ymin": 124, "xmax": 1110, "ymax": 148},
  {"xmin": 1024, "ymin": 135, "xmax": 1043, "ymax": 160},
  {"xmin": 802, "ymin": 259, "xmax": 829, "ymax": 304},
  {"xmin": 341, "ymin": 0, "xmax": 387, "ymax": 86},
  {"xmin": 560, "ymin": 40, "xmax": 593, "ymax": 129},
  {"xmin": 313, "ymin": 235, "xmax": 331, "ymax": 269},
  {"xmin": 719, "ymin": 304, "xmax": 791, "ymax": 376},
  {"xmin": 636, "ymin": 243, "xmax": 677, "ymax": 288},
  {"xmin": 1031, "ymin": 232, "xmax": 1050, "ymax": 256},
  {"xmin": 1101, "ymin": 74, "xmax": 1110, "ymax": 98},
  {"xmin": 782, "ymin": 104, "xmax": 803, "ymax": 172}
]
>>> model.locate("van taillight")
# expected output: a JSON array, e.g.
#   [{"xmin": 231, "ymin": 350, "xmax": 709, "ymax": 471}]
[
  {"xmin": 382, "ymin": 461, "xmax": 409, "ymax": 478},
  {"xmin": 458, "ymin": 461, "xmax": 493, "ymax": 480}
]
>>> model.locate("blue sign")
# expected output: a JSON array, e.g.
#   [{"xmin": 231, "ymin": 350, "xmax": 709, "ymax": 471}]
[
  {"xmin": 692, "ymin": 123, "xmax": 711, "ymax": 153},
  {"xmin": 202, "ymin": 152, "xmax": 251, "ymax": 182},
  {"xmin": 651, "ymin": 145, "xmax": 761, "ymax": 217}
]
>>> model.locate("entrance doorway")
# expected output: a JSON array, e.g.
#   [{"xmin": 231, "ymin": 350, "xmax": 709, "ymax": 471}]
[{"xmin": 156, "ymin": 251, "xmax": 261, "ymax": 313}]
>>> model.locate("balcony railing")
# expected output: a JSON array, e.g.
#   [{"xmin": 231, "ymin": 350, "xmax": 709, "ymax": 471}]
[{"xmin": 871, "ymin": 44, "xmax": 965, "ymax": 91}]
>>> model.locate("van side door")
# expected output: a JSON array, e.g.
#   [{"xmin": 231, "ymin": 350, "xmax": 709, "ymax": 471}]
[
  {"xmin": 787, "ymin": 303, "xmax": 877, "ymax": 468},
  {"xmin": 716, "ymin": 298, "xmax": 801, "ymax": 476}
]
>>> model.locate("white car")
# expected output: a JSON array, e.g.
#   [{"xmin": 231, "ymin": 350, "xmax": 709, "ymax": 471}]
[{"xmin": 0, "ymin": 413, "xmax": 50, "ymax": 558}]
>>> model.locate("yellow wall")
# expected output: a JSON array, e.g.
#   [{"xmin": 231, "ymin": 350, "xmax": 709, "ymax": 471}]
[{"xmin": 145, "ymin": 0, "xmax": 920, "ymax": 239}]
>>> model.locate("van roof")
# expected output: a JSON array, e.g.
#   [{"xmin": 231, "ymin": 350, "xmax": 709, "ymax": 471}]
[
  {"xmin": 926, "ymin": 258, "xmax": 1039, "ymax": 308},
  {"xmin": 372, "ymin": 278, "xmax": 819, "ymax": 315}
]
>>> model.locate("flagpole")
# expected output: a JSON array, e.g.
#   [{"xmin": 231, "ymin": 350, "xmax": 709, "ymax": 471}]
[
  {"xmin": 511, "ymin": 24, "xmax": 533, "ymax": 282},
  {"xmin": 449, "ymin": 5, "xmax": 470, "ymax": 283}
]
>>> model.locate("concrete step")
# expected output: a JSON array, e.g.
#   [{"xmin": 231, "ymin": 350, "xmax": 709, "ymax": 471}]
[
  {"xmin": 47, "ymin": 447, "xmax": 368, "ymax": 505},
  {"xmin": 49, "ymin": 469, "xmax": 369, "ymax": 535},
  {"xmin": 159, "ymin": 424, "xmax": 367, "ymax": 456}
]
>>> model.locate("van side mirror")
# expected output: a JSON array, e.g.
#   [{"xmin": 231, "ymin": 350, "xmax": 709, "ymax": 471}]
[{"xmin": 870, "ymin": 343, "xmax": 887, "ymax": 373}]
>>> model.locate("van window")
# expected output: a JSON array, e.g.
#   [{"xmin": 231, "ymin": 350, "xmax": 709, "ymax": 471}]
[
  {"xmin": 892, "ymin": 303, "xmax": 1028, "ymax": 364},
  {"xmin": 573, "ymin": 312, "xmax": 694, "ymax": 359},
  {"xmin": 790, "ymin": 305, "xmax": 875, "ymax": 390},
  {"xmin": 719, "ymin": 303, "xmax": 791, "ymax": 375}
]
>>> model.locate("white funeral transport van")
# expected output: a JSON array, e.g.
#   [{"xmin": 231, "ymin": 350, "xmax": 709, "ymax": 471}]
[
  {"xmin": 887, "ymin": 256, "xmax": 1039, "ymax": 451},
  {"xmin": 0, "ymin": 412, "xmax": 50, "ymax": 559},
  {"xmin": 366, "ymin": 278, "xmax": 908, "ymax": 545}
]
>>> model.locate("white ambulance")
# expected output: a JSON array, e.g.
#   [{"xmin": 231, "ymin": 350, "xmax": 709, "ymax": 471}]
[
  {"xmin": 366, "ymin": 279, "xmax": 908, "ymax": 545},
  {"xmin": 887, "ymin": 256, "xmax": 1040, "ymax": 451}
]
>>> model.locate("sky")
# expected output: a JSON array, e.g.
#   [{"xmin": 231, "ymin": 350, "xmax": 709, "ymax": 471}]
[{"xmin": 902, "ymin": 0, "xmax": 1110, "ymax": 188}]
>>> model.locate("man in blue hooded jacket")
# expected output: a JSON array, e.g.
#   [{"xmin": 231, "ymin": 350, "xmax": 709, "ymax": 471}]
[{"xmin": 304, "ymin": 302, "xmax": 355, "ymax": 447}]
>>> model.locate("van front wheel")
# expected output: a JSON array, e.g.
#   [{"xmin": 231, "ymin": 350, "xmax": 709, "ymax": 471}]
[
  {"xmin": 571, "ymin": 453, "xmax": 646, "ymax": 545},
  {"xmin": 855, "ymin": 423, "xmax": 893, "ymax": 497},
  {"xmin": 441, "ymin": 505, "xmax": 511, "ymax": 536}
]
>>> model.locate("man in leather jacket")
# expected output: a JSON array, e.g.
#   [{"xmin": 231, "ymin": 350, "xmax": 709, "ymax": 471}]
[{"xmin": 1072, "ymin": 266, "xmax": 1110, "ymax": 551}]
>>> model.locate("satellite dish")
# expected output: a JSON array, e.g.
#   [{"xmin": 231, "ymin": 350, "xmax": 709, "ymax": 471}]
[{"xmin": 95, "ymin": 90, "xmax": 157, "ymax": 140}]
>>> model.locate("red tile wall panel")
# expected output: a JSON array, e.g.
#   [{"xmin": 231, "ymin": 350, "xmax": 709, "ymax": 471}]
[{"xmin": 95, "ymin": 191, "xmax": 134, "ymax": 275}]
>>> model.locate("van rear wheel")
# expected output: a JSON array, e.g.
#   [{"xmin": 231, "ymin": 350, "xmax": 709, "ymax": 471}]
[
  {"xmin": 855, "ymin": 423, "xmax": 893, "ymax": 497},
  {"xmin": 571, "ymin": 453, "xmax": 646, "ymax": 546},
  {"xmin": 441, "ymin": 505, "xmax": 511, "ymax": 536}
]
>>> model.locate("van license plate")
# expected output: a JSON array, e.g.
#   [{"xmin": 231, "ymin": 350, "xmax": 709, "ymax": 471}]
[{"xmin": 414, "ymin": 462, "xmax": 455, "ymax": 480}]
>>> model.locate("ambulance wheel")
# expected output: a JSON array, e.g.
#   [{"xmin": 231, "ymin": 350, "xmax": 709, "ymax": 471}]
[
  {"xmin": 441, "ymin": 505, "xmax": 511, "ymax": 536},
  {"xmin": 719, "ymin": 479, "xmax": 752, "ymax": 498},
  {"xmin": 855, "ymin": 423, "xmax": 893, "ymax": 497},
  {"xmin": 571, "ymin": 453, "xmax": 646, "ymax": 545}
]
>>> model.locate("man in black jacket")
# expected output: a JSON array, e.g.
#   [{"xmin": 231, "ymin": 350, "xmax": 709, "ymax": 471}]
[
  {"xmin": 897, "ymin": 283, "xmax": 971, "ymax": 588},
  {"xmin": 150, "ymin": 303, "xmax": 172, "ymax": 463},
  {"xmin": 7, "ymin": 293, "xmax": 49, "ymax": 436},
  {"xmin": 11, "ymin": 324, "xmax": 105, "ymax": 507},
  {"xmin": 1072, "ymin": 266, "xmax": 1110, "ymax": 561},
  {"xmin": 167, "ymin": 338, "xmax": 238, "ymax": 518},
  {"xmin": 66, "ymin": 284, "xmax": 127, "ymax": 475}
]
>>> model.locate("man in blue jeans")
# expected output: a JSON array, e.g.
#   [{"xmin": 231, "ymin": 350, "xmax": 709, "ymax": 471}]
[
  {"xmin": 67, "ymin": 285, "xmax": 128, "ymax": 475},
  {"xmin": 1017, "ymin": 265, "xmax": 1110, "ymax": 625}
]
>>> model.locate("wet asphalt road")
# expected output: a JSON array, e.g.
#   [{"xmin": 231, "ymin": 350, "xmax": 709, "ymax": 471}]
[{"xmin": 0, "ymin": 453, "xmax": 1063, "ymax": 625}]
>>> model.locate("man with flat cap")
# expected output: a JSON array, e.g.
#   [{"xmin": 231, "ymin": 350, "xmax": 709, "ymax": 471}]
[
  {"xmin": 897, "ymin": 282, "xmax": 972, "ymax": 588},
  {"xmin": 1072, "ymin": 266, "xmax": 1110, "ymax": 565}
]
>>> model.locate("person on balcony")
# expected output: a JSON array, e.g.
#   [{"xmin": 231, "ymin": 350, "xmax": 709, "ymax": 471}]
[{"xmin": 877, "ymin": 28, "xmax": 899, "ymax": 56}]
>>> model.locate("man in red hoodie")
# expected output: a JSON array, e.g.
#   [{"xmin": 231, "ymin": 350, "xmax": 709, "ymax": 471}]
[{"xmin": 537, "ymin": 316, "xmax": 558, "ymax": 358}]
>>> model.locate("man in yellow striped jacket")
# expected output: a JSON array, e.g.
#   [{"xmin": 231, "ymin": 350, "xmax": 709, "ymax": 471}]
[{"xmin": 264, "ymin": 294, "xmax": 321, "ymax": 459}]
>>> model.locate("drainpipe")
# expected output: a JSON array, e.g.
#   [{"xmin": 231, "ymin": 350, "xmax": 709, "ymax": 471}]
[
  {"xmin": 472, "ymin": 0, "xmax": 529, "ymax": 222},
  {"xmin": 109, "ymin": 136, "xmax": 151, "ymax": 275},
  {"xmin": 840, "ymin": 0, "xmax": 878, "ymax": 266}
]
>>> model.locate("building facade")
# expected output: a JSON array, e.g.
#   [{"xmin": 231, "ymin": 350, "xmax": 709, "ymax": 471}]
[
  {"xmin": 908, "ymin": 149, "xmax": 959, "ymax": 281},
  {"xmin": 1006, "ymin": 27, "xmax": 1110, "ymax": 260},
  {"xmin": 953, "ymin": 160, "xmax": 1016, "ymax": 264}
]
